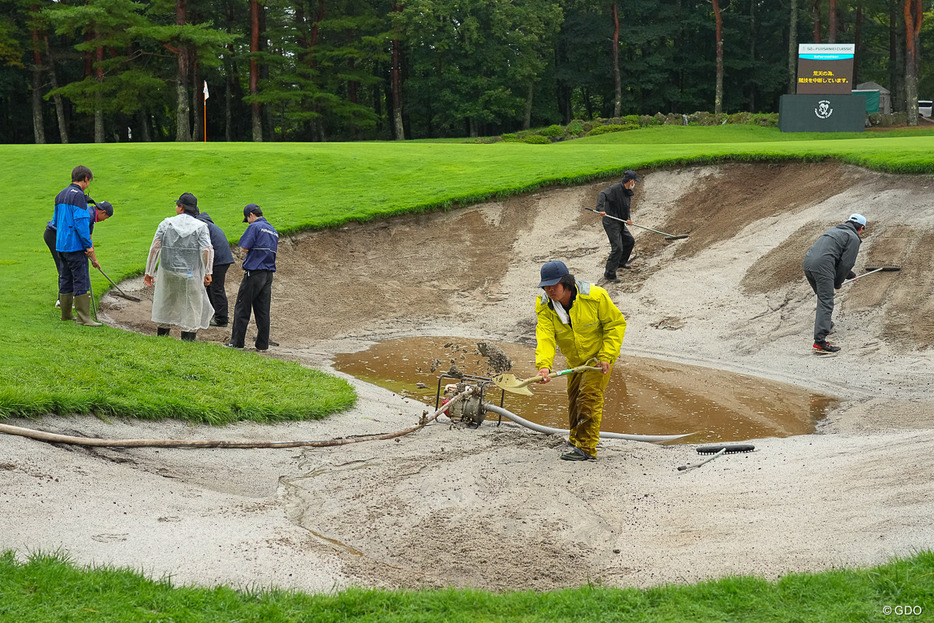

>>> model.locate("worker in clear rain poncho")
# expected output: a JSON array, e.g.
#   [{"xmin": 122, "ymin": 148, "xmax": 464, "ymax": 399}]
[{"xmin": 143, "ymin": 192, "xmax": 215, "ymax": 341}]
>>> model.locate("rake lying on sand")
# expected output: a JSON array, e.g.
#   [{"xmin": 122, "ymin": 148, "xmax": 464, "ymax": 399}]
[
  {"xmin": 493, "ymin": 360, "xmax": 602, "ymax": 396},
  {"xmin": 584, "ymin": 208, "xmax": 690, "ymax": 240}
]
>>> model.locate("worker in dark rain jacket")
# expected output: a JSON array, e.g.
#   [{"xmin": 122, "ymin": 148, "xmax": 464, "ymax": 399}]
[{"xmin": 802, "ymin": 214, "xmax": 866, "ymax": 353}]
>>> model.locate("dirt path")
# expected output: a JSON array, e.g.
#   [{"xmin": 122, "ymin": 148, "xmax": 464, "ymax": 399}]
[{"xmin": 3, "ymin": 163, "xmax": 934, "ymax": 593}]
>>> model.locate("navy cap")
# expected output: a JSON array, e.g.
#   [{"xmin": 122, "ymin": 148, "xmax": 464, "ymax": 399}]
[
  {"xmin": 243, "ymin": 203, "xmax": 262, "ymax": 223},
  {"xmin": 97, "ymin": 201, "xmax": 113, "ymax": 217},
  {"xmin": 538, "ymin": 260, "xmax": 569, "ymax": 288},
  {"xmin": 176, "ymin": 192, "xmax": 198, "ymax": 209},
  {"xmin": 622, "ymin": 169, "xmax": 641, "ymax": 183}
]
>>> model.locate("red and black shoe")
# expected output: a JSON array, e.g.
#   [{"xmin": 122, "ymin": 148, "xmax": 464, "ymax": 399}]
[{"xmin": 813, "ymin": 340, "xmax": 841, "ymax": 353}]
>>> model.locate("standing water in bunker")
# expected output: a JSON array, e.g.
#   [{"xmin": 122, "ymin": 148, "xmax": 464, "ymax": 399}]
[{"xmin": 333, "ymin": 337, "xmax": 838, "ymax": 443}]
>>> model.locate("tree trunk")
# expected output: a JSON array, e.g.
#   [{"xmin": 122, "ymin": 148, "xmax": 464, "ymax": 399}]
[
  {"xmin": 813, "ymin": 0, "xmax": 822, "ymax": 43},
  {"xmin": 30, "ymin": 22, "xmax": 45, "ymax": 144},
  {"xmin": 44, "ymin": 36, "xmax": 68, "ymax": 144},
  {"xmin": 713, "ymin": 0, "xmax": 724, "ymax": 114},
  {"xmin": 94, "ymin": 45, "xmax": 105, "ymax": 142},
  {"xmin": 391, "ymin": 2, "xmax": 405, "ymax": 140},
  {"xmin": 250, "ymin": 0, "xmax": 262, "ymax": 141},
  {"xmin": 137, "ymin": 109, "xmax": 151, "ymax": 141},
  {"xmin": 828, "ymin": 0, "xmax": 837, "ymax": 43},
  {"xmin": 175, "ymin": 0, "xmax": 192, "ymax": 141},
  {"xmin": 889, "ymin": 0, "xmax": 900, "ymax": 110},
  {"xmin": 612, "ymin": 2, "xmax": 621, "ymax": 117},
  {"xmin": 523, "ymin": 83, "xmax": 533, "ymax": 130},
  {"xmin": 904, "ymin": 0, "xmax": 923, "ymax": 125},
  {"xmin": 225, "ymin": 66, "xmax": 233, "ymax": 142},
  {"xmin": 788, "ymin": 0, "xmax": 798, "ymax": 94},
  {"xmin": 193, "ymin": 62, "xmax": 203, "ymax": 141},
  {"xmin": 748, "ymin": 0, "xmax": 756, "ymax": 111},
  {"xmin": 853, "ymin": 7, "xmax": 863, "ymax": 87}
]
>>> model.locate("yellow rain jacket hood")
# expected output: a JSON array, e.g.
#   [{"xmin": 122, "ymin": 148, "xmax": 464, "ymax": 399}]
[{"xmin": 535, "ymin": 280, "xmax": 626, "ymax": 371}]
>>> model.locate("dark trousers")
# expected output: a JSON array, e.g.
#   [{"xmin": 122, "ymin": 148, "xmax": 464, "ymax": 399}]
[
  {"xmin": 804, "ymin": 269, "xmax": 835, "ymax": 342},
  {"xmin": 59, "ymin": 250, "xmax": 90, "ymax": 296},
  {"xmin": 205, "ymin": 263, "xmax": 231, "ymax": 325},
  {"xmin": 44, "ymin": 227, "xmax": 64, "ymax": 287},
  {"xmin": 603, "ymin": 218, "xmax": 635, "ymax": 277},
  {"xmin": 230, "ymin": 270, "xmax": 273, "ymax": 350}
]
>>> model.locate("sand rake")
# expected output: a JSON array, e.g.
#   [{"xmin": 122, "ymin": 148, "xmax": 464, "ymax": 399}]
[
  {"xmin": 842, "ymin": 265, "xmax": 901, "ymax": 285},
  {"xmin": 492, "ymin": 359, "xmax": 602, "ymax": 396},
  {"xmin": 584, "ymin": 208, "xmax": 689, "ymax": 240}
]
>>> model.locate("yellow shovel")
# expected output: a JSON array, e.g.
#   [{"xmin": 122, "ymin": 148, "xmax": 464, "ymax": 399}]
[{"xmin": 492, "ymin": 359, "xmax": 603, "ymax": 396}]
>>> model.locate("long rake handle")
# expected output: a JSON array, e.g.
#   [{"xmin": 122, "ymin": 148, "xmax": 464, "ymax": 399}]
[
  {"xmin": 585, "ymin": 208, "xmax": 681, "ymax": 237},
  {"xmin": 842, "ymin": 268, "xmax": 883, "ymax": 285},
  {"xmin": 678, "ymin": 448, "xmax": 726, "ymax": 472},
  {"xmin": 97, "ymin": 266, "xmax": 142, "ymax": 301}
]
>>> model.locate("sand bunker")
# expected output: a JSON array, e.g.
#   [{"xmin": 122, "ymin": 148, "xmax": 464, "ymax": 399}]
[{"xmin": 3, "ymin": 162, "xmax": 934, "ymax": 593}]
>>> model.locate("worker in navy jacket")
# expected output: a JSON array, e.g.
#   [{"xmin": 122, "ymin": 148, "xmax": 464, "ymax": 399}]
[{"xmin": 226, "ymin": 203, "xmax": 279, "ymax": 351}]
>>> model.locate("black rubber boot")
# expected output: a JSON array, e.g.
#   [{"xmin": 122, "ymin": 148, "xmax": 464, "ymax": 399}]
[
  {"xmin": 157, "ymin": 327, "xmax": 171, "ymax": 337},
  {"xmin": 180, "ymin": 331, "xmax": 197, "ymax": 342}
]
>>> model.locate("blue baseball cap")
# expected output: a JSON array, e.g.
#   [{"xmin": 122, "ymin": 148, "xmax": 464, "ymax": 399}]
[{"xmin": 538, "ymin": 260, "xmax": 569, "ymax": 288}]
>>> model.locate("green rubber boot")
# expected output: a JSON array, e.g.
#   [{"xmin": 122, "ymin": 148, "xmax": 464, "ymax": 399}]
[
  {"xmin": 74, "ymin": 293, "xmax": 102, "ymax": 327},
  {"xmin": 59, "ymin": 293, "xmax": 74, "ymax": 321}
]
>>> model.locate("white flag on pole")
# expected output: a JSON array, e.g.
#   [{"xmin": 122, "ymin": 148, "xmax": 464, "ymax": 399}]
[{"xmin": 203, "ymin": 81, "xmax": 209, "ymax": 101}]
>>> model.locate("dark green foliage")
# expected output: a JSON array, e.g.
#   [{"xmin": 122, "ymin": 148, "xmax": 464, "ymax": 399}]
[
  {"xmin": 3, "ymin": 0, "xmax": 934, "ymax": 142},
  {"xmin": 586, "ymin": 123, "xmax": 638, "ymax": 136},
  {"xmin": 540, "ymin": 123, "xmax": 564, "ymax": 137}
]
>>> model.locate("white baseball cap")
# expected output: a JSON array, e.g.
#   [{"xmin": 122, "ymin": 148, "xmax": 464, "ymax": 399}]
[{"xmin": 848, "ymin": 213, "xmax": 867, "ymax": 227}]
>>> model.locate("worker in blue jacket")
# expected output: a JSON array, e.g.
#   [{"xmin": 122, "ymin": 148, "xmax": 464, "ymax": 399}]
[
  {"xmin": 53, "ymin": 166, "xmax": 101, "ymax": 326},
  {"xmin": 45, "ymin": 198, "xmax": 112, "ymax": 309},
  {"xmin": 226, "ymin": 203, "xmax": 279, "ymax": 352}
]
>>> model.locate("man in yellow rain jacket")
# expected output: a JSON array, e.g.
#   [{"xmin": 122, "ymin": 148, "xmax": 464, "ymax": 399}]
[{"xmin": 535, "ymin": 260, "xmax": 627, "ymax": 461}]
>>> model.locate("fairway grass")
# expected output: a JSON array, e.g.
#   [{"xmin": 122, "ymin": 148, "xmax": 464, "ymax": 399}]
[{"xmin": 3, "ymin": 126, "xmax": 934, "ymax": 422}]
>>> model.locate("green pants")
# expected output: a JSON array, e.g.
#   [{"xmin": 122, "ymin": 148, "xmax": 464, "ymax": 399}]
[{"xmin": 566, "ymin": 365, "xmax": 613, "ymax": 457}]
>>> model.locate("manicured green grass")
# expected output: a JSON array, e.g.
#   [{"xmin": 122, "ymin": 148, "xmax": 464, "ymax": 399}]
[
  {"xmin": 4, "ymin": 126, "xmax": 934, "ymax": 422},
  {"xmin": 2, "ymin": 549, "xmax": 933, "ymax": 622}
]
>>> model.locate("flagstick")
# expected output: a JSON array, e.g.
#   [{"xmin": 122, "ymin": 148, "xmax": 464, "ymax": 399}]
[{"xmin": 203, "ymin": 80, "xmax": 208, "ymax": 143}]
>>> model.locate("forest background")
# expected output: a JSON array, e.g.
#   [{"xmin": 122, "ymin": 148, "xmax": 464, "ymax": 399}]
[{"xmin": 0, "ymin": 0, "xmax": 932, "ymax": 144}]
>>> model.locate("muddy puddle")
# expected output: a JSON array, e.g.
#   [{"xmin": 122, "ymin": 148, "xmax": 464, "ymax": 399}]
[{"xmin": 333, "ymin": 337, "xmax": 839, "ymax": 444}]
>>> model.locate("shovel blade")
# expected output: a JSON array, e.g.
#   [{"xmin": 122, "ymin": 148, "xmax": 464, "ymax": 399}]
[{"xmin": 492, "ymin": 373, "xmax": 535, "ymax": 396}]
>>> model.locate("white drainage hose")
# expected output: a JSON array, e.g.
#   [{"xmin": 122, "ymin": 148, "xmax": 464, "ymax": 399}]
[{"xmin": 482, "ymin": 403, "xmax": 695, "ymax": 444}]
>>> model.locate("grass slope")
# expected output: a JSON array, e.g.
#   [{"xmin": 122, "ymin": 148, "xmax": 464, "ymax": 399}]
[
  {"xmin": 2, "ymin": 549, "xmax": 932, "ymax": 622},
  {"xmin": 3, "ymin": 126, "xmax": 934, "ymax": 421}
]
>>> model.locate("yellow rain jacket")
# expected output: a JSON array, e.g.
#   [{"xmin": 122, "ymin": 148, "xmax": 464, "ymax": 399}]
[{"xmin": 535, "ymin": 281, "xmax": 626, "ymax": 370}]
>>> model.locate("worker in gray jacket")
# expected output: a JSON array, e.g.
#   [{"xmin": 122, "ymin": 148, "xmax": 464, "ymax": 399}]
[{"xmin": 802, "ymin": 214, "xmax": 866, "ymax": 353}]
